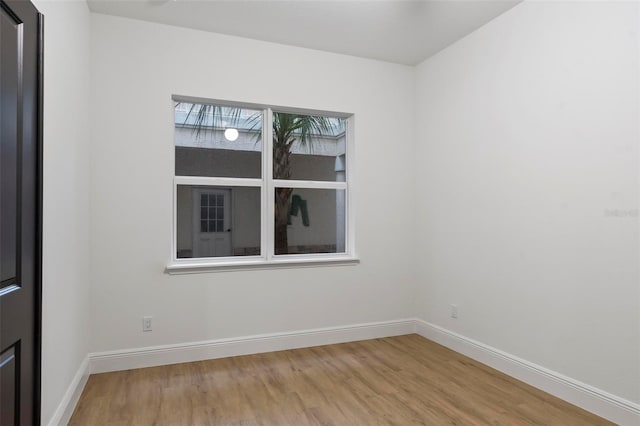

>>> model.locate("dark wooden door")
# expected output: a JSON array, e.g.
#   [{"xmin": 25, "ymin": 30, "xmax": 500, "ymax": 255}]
[{"xmin": 0, "ymin": 0, "xmax": 42, "ymax": 424}]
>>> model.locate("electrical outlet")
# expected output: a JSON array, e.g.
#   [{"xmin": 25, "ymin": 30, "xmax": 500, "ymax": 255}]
[
  {"xmin": 143, "ymin": 316, "xmax": 152, "ymax": 332},
  {"xmin": 450, "ymin": 304, "xmax": 458, "ymax": 319}
]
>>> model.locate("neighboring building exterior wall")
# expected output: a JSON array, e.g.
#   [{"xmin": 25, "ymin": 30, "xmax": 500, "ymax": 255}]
[
  {"xmin": 176, "ymin": 185, "xmax": 261, "ymax": 256},
  {"xmin": 176, "ymin": 147, "xmax": 261, "ymax": 178},
  {"xmin": 176, "ymin": 148, "xmax": 339, "ymax": 256}
]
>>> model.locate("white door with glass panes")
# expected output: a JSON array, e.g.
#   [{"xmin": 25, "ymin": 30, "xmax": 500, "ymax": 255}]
[{"xmin": 192, "ymin": 188, "xmax": 232, "ymax": 257}]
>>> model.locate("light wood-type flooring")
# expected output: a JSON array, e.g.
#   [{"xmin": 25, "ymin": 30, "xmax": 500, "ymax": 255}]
[{"xmin": 70, "ymin": 334, "xmax": 614, "ymax": 425}]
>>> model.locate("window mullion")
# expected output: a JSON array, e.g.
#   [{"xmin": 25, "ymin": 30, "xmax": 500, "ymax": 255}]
[
  {"xmin": 172, "ymin": 180, "xmax": 178, "ymax": 262},
  {"xmin": 346, "ymin": 116, "xmax": 354, "ymax": 256},
  {"xmin": 174, "ymin": 176, "xmax": 262, "ymax": 187},
  {"xmin": 264, "ymin": 108, "xmax": 274, "ymax": 261},
  {"xmin": 272, "ymin": 180, "xmax": 347, "ymax": 190}
]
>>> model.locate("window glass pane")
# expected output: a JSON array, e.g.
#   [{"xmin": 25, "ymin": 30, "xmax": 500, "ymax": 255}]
[
  {"xmin": 272, "ymin": 112, "xmax": 345, "ymax": 181},
  {"xmin": 177, "ymin": 185, "xmax": 261, "ymax": 258},
  {"xmin": 274, "ymin": 188, "xmax": 345, "ymax": 255},
  {"xmin": 175, "ymin": 103, "xmax": 262, "ymax": 178}
]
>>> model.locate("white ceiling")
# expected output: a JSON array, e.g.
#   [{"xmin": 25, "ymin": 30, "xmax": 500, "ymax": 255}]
[{"xmin": 87, "ymin": 0, "xmax": 521, "ymax": 65}]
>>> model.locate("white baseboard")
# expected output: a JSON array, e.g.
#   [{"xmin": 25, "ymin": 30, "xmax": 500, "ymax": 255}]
[
  {"xmin": 414, "ymin": 319, "xmax": 640, "ymax": 426},
  {"xmin": 89, "ymin": 318, "xmax": 416, "ymax": 374},
  {"xmin": 52, "ymin": 319, "xmax": 638, "ymax": 426},
  {"xmin": 47, "ymin": 355, "xmax": 90, "ymax": 426}
]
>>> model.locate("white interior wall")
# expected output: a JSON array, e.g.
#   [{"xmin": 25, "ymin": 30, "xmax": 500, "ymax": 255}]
[
  {"xmin": 89, "ymin": 14, "xmax": 416, "ymax": 352},
  {"xmin": 36, "ymin": 0, "xmax": 639, "ymax": 420},
  {"xmin": 33, "ymin": 0, "xmax": 92, "ymax": 424},
  {"xmin": 414, "ymin": 0, "xmax": 639, "ymax": 404}
]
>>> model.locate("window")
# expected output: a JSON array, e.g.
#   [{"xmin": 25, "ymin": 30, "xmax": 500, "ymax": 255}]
[{"xmin": 169, "ymin": 96, "xmax": 356, "ymax": 272}]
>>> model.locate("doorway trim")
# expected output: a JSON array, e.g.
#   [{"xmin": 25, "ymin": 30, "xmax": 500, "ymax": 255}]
[
  {"xmin": 34, "ymin": 10, "xmax": 44, "ymax": 425},
  {"xmin": 191, "ymin": 187, "xmax": 232, "ymax": 258}
]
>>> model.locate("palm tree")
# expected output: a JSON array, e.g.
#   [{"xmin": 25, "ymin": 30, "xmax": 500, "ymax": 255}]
[
  {"xmin": 271, "ymin": 112, "xmax": 336, "ymax": 254},
  {"xmin": 178, "ymin": 103, "xmax": 339, "ymax": 254}
]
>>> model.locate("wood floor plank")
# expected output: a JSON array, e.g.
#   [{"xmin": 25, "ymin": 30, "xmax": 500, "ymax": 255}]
[{"xmin": 69, "ymin": 335, "xmax": 614, "ymax": 425}]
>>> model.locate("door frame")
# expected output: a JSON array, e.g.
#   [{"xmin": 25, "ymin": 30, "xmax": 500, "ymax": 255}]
[{"xmin": 34, "ymin": 10, "xmax": 44, "ymax": 424}]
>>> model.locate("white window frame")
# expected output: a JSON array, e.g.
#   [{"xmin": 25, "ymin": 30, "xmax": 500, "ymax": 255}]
[{"xmin": 166, "ymin": 96, "xmax": 358, "ymax": 274}]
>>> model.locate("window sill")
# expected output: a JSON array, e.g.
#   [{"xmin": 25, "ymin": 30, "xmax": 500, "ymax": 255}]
[{"xmin": 165, "ymin": 255, "xmax": 360, "ymax": 275}]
